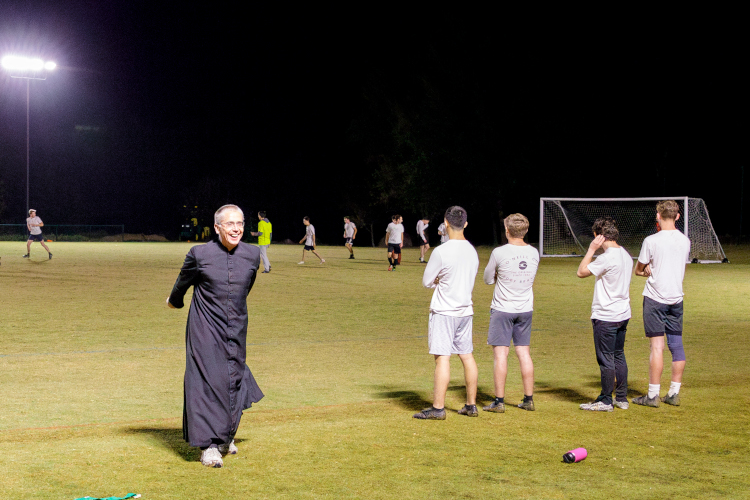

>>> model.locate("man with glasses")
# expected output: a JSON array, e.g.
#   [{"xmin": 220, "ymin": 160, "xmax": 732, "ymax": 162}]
[{"xmin": 168, "ymin": 204, "xmax": 265, "ymax": 468}]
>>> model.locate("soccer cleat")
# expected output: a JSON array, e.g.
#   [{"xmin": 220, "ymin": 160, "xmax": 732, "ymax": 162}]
[
  {"xmin": 458, "ymin": 404, "xmax": 478, "ymax": 417},
  {"xmin": 661, "ymin": 393, "xmax": 681, "ymax": 406},
  {"xmin": 412, "ymin": 407, "xmax": 446, "ymax": 420},
  {"xmin": 48, "ymin": 253, "xmax": 53, "ymax": 260},
  {"xmin": 218, "ymin": 440, "xmax": 238, "ymax": 455},
  {"xmin": 517, "ymin": 400, "xmax": 535, "ymax": 411},
  {"xmin": 298, "ymin": 261, "xmax": 305, "ymax": 265},
  {"xmin": 614, "ymin": 400, "xmax": 630, "ymax": 410},
  {"xmin": 482, "ymin": 401, "xmax": 505, "ymax": 413},
  {"xmin": 349, "ymin": 255, "xmax": 355, "ymax": 259},
  {"xmin": 580, "ymin": 401, "xmax": 614, "ymax": 412},
  {"xmin": 200, "ymin": 447, "xmax": 223, "ymax": 468},
  {"xmin": 23, "ymin": 254, "xmax": 29, "ymax": 258},
  {"xmin": 632, "ymin": 394, "xmax": 660, "ymax": 408},
  {"xmin": 388, "ymin": 265, "xmax": 393, "ymax": 271}
]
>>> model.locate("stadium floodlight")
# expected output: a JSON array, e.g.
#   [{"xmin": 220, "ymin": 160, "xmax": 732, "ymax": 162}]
[{"xmin": 1, "ymin": 54, "xmax": 57, "ymax": 215}]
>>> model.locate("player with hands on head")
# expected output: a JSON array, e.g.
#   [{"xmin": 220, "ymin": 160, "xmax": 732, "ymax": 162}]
[{"xmin": 576, "ymin": 217, "xmax": 633, "ymax": 412}]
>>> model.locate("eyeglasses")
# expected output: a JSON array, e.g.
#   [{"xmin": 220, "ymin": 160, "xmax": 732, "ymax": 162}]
[{"xmin": 220, "ymin": 221, "xmax": 245, "ymax": 229}]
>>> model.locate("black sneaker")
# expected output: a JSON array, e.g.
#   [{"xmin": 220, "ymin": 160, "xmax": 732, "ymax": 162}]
[
  {"xmin": 517, "ymin": 400, "xmax": 535, "ymax": 411},
  {"xmin": 349, "ymin": 255, "xmax": 355, "ymax": 259},
  {"xmin": 23, "ymin": 254, "xmax": 29, "ymax": 258},
  {"xmin": 458, "ymin": 404, "xmax": 478, "ymax": 417},
  {"xmin": 48, "ymin": 253, "xmax": 53, "ymax": 260},
  {"xmin": 412, "ymin": 407, "xmax": 446, "ymax": 420},
  {"xmin": 660, "ymin": 393, "xmax": 680, "ymax": 406},
  {"xmin": 632, "ymin": 394, "xmax": 660, "ymax": 407},
  {"xmin": 482, "ymin": 401, "xmax": 505, "ymax": 413}
]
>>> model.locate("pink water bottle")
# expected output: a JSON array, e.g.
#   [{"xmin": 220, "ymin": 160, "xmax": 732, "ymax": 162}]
[{"xmin": 563, "ymin": 447, "xmax": 587, "ymax": 463}]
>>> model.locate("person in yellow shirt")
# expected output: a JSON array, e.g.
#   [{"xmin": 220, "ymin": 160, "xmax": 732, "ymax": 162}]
[{"xmin": 250, "ymin": 211, "xmax": 272, "ymax": 273}]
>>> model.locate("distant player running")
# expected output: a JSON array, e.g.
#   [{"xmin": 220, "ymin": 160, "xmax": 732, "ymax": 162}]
[
  {"xmin": 250, "ymin": 211, "xmax": 272, "ymax": 273},
  {"xmin": 343, "ymin": 216, "xmax": 357, "ymax": 259},
  {"xmin": 298, "ymin": 216, "xmax": 325, "ymax": 265},
  {"xmin": 632, "ymin": 200, "xmax": 690, "ymax": 408},
  {"xmin": 385, "ymin": 215, "xmax": 404, "ymax": 271},
  {"xmin": 24, "ymin": 209, "xmax": 52, "ymax": 260}
]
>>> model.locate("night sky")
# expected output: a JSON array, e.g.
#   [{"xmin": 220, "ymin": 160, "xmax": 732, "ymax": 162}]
[{"xmin": 1, "ymin": 4, "xmax": 747, "ymax": 245}]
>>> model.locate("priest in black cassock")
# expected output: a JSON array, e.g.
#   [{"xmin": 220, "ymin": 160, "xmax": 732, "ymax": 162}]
[{"xmin": 168, "ymin": 204, "xmax": 264, "ymax": 468}]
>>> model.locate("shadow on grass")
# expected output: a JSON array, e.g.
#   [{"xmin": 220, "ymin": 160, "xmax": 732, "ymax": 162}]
[
  {"xmin": 373, "ymin": 385, "xmax": 496, "ymax": 412},
  {"xmin": 372, "ymin": 389, "xmax": 432, "ymax": 411},
  {"xmin": 123, "ymin": 427, "xmax": 247, "ymax": 462},
  {"xmin": 536, "ymin": 377, "xmax": 644, "ymax": 402}
]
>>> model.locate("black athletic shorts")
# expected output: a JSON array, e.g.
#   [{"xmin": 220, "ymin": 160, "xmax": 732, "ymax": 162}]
[
  {"xmin": 388, "ymin": 243, "xmax": 401, "ymax": 254},
  {"xmin": 28, "ymin": 233, "xmax": 44, "ymax": 242}
]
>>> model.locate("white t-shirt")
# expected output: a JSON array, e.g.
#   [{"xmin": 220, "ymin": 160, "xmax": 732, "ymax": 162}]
[
  {"xmin": 587, "ymin": 246, "xmax": 633, "ymax": 322},
  {"xmin": 386, "ymin": 222, "xmax": 404, "ymax": 245},
  {"xmin": 416, "ymin": 220, "xmax": 428, "ymax": 241},
  {"xmin": 437, "ymin": 223, "xmax": 449, "ymax": 244},
  {"xmin": 305, "ymin": 224, "xmax": 315, "ymax": 246},
  {"xmin": 483, "ymin": 244, "xmax": 539, "ymax": 313},
  {"xmin": 344, "ymin": 222, "xmax": 356, "ymax": 238},
  {"xmin": 638, "ymin": 229, "xmax": 691, "ymax": 305},
  {"xmin": 27, "ymin": 216, "xmax": 43, "ymax": 235},
  {"xmin": 422, "ymin": 240, "xmax": 479, "ymax": 317}
]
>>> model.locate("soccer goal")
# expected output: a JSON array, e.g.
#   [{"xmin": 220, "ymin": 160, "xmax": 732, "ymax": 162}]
[{"xmin": 539, "ymin": 197, "xmax": 728, "ymax": 263}]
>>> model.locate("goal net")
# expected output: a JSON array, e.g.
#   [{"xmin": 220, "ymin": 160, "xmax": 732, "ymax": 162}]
[{"xmin": 540, "ymin": 197, "xmax": 727, "ymax": 263}]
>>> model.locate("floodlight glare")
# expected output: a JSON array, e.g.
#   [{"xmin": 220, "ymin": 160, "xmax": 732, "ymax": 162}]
[{"xmin": 1, "ymin": 55, "xmax": 55, "ymax": 72}]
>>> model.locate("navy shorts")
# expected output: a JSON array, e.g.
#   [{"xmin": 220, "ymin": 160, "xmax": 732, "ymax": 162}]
[
  {"xmin": 345, "ymin": 237, "xmax": 353, "ymax": 245},
  {"xmin": 387, "ymin": 243, "xmax": 401, "ymax": 254},
  {"xmin": 487, "ymin": 309, "xmax": 533, "ymax": 347},
  {"xmin": 304, "ymin": 244, "xmax": 315, "ymax": 251},
  {"xmin": 643, "ymin": 296, "xmax": 683, "ymax": 337},
  {"xmin": 28, "ymin": 233, "xmax": 44, "ymax": 242}
]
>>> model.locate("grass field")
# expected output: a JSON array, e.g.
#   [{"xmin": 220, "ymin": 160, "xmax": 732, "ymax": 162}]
[{"xmin": 1, "ymin": 241, "xmax": 749, "ymax": 499}]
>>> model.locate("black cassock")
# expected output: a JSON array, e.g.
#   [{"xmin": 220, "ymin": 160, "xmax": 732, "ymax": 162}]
[{"xmin": 169, "ymin": 239, "xmax": 264, "ymax": 448}]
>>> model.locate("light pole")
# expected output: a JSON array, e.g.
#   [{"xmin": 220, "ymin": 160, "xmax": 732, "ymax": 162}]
[{"xmin": 1, "ymin": 55, "xmax": 56, "ymax": 215}]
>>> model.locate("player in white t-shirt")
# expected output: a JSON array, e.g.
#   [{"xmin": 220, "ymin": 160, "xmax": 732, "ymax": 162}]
[
  {"xmin": 343, "ymin": 216, "xmax": 357, "ymax": 259},
  {"xmin": 24, "ymin": 209, "xmax": 52, "ymax": 259},
  {"xmin": 576, "ymin": 217, "xmax": 633, "ymax": 412},
  {"xmin": 298, "ymin": 217, "xmax": 325, "ymax": 264},
  {"xmin": 482, "ymin": 213, "xmax": 539, "ymax": 413},
  {"xmin": 413, "ymin": 206, "xmax": 480, "ymax": 420},
  {"xmin": 416, "ymin": 217, "xmax": 430, "ymax": 263},
  {"xmin": 437, "ymin": 222, "xmax": 449, "ymax": 244},
  {"xmin": 632, "ymin": 200, "xmax": 691, "ymax": 408},
  {"xmin": 385, "ymin": 215, "xmax": 404, "ymax": 271}
]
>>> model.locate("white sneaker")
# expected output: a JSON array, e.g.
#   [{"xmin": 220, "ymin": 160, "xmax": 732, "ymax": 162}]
[
  {"xmin": 298, "ymin": 261, "xmax": 305, "ymax": 265},
  {"xmin": 218, "ymin": 440, "xmax": 238, "ymax": 455},
  {"xmin": 579, "ymin": 401, "xmax": 613, "ymax": 412},
  {"xmin": 320, "ymin": 259, "xmax": 325, "ymax": 264},
  {"xmin": 200, "ymin": 447, "xmax": 223, "ymax": 467},
  {"xmin": 614, "ymin": 400, "xmax": 629, "ymax": 410}
]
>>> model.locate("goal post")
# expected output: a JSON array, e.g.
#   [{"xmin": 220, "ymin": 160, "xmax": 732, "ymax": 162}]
[{"xmin": 539, "ymin": 197, "xmax": 728, "ymax": 263}]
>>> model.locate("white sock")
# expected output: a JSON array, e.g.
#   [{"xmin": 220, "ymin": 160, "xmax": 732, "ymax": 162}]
[
  {"xmin": 668, "ymin": 382, "xmax": 681, "ymax": 396},
  {"xmin": 648, "ymin": 384, "xmax": 660, "ymax": 399}
]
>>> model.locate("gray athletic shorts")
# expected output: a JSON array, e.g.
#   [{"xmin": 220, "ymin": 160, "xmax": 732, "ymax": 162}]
[
  {"xmin": 428, "ymin": 312, "xmax": 474, "ymax": 356},
  {"xmin": 643, "ymin": 296, "xmax": 683, "ymax": 337},
  {"xmin": 487, "ymin": 309, "xmax": 533, "ymax": 347}
]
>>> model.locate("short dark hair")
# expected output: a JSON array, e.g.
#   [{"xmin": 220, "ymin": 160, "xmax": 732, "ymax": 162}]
[
  {"xmin": 258, "ymin": 211, "xmax": 266, "ymax": 218},
  {"xmin": 303, "ymin": 216, "xmax": 310, "ymax": 222},
  {"xmin": 392, "ymin": 214, "xmax": 402, "ymax": 221},
  {"xmin": 592, "ymin": 217, "xmax": 619, "ymax": 241},
  {"xmin": 444, "ymin": 206, "xmax": 467, "ymax": 229}
]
